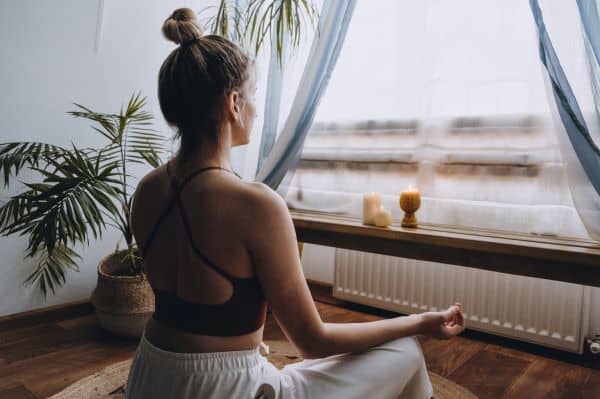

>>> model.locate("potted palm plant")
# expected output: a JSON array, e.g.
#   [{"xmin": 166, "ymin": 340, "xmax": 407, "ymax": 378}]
[{"xmin": 0, "ymin": 94, "xmax": 165, "ymax": 337}]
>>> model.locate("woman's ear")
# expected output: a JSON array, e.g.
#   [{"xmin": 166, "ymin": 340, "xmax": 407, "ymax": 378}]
[{"xmin": 226, "ymin": 90, "xmax": 241, "ymax": 122}]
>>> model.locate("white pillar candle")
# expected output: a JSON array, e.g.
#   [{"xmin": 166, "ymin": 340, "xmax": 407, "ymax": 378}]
[
  {"xmin": 374, "ymin": 205, "xmax": 392, "ymax": 228},
  {"xmin": 362, "ymin": 192, "xmax": 382, "ymax": 225}
]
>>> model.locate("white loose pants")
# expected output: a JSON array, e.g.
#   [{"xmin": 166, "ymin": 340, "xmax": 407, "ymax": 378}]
[{"xmin": 125, "ymin": 331, "xmax": 433, "ymax": 399}]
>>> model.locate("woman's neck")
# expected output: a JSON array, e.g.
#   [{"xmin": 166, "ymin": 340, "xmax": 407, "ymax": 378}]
[{"xmin": 175, "ymin": 136, "xmax": 233, "ymax": 173}]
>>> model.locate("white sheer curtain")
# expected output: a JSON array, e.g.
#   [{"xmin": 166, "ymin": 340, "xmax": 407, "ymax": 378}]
[{"xmin": 282, "ymin": 0, "xmax": 591, "ymax": 240}]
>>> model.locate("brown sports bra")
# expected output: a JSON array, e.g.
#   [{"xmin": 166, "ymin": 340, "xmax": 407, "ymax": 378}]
[{"xmin": 141, "ymin": 162, "xmax": 267, "ymax": 336}]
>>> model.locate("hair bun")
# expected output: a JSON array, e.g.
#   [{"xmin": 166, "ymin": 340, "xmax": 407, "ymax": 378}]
[{"xmin": 162, "ymin": 8, "xmax": 203, "ymax": 45}]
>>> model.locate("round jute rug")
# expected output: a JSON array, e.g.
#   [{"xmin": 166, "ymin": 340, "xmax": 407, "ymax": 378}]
[{"xmin": 49, "ymin": 340, "xmax": 477, "ymax": 399}]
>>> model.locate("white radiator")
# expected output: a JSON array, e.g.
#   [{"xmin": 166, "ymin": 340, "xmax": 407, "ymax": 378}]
[{"xmin": 333, "ymin": 249, "xmax": 589, "ymax": 353}]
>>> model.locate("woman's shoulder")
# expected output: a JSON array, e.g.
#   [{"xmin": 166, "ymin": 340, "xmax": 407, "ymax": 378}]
[
  {"xmin": 134, "ymin": 165, "xmax": 168, "ymax": 195},
  {"xmin": 232, "ymin": 181, "xmax": 290, "ymax": 229},
  {"xmin": 240, "ymin": 181, "xmax": 287, "ymax": 210}
]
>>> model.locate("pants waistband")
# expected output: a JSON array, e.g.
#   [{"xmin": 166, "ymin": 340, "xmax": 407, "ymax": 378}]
[{"xmin": 137, "ymin": 331, "xmax": 268, "ymax": 373}]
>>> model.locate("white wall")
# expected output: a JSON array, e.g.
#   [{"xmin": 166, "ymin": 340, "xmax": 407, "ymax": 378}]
[{"xmin": 0, "ymin": 0, "xmax": 266, "ymax": 317}]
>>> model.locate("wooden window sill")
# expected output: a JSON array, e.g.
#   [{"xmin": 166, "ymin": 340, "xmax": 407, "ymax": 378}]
[{"xmin": 290, "ymin": 209, "xmax": 600, "ymax": 287}]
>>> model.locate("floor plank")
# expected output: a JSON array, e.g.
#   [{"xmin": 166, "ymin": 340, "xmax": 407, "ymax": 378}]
[
  {"xmin": 418, "ymin": 335, "xmax": 486, "ymax": 377},
  {"xmin": 0, "ymin": 324, "xmax": 64, "ymax": 347},
  {"xmin": 0, "ymin": 319, "xmax": 137, "ymax": 395},
  {"xmin": 0, "ymin": 321, "xmax": 97, "ymax": 363},
  {"xmin": 484, "ymin": 342, "xmax": 539, "ymax": 363},
  {"xmin": 447, "ymin": 348, "xmax": 532, "ymax": 399},
  {"xmin": 582, "ymin": 370, "xmax": 600, "ymax": 399},
  {"xmin": 502, "ymin": 358, "xmax": 592, "ymax": 399},
  {"xmin": 25, "ymin": 346, "xmax": 135, "ymax": 398},
  {"xmin": 0, "ymin": 301, "xmax": 93, "ymax": 333},
  {"xmin": 0, "ymin": 385, "xmax": 37, "ymax": 399}
]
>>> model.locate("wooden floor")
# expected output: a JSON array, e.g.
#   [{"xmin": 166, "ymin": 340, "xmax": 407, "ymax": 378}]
[{"xmin": 0, "ymin": 300, "xmax": 598, "ymax": 399}]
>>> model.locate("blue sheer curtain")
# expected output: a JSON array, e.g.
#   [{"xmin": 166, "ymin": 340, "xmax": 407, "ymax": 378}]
[
  {"xmin": 529, "ymin": 0, "xmax": 600, "ymax": 240},
  {"xmin": 255, "ymin": 0, "xmax": 357, "ymax": 192},
  {"xmin": 255, "ymin": 33, "xmax": 284, "ymax": 173}
]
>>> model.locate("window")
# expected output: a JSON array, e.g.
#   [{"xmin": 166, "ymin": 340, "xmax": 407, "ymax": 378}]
[{"xmin": 283, "ymin": 0, "xmax": 589, "ymax": 238}]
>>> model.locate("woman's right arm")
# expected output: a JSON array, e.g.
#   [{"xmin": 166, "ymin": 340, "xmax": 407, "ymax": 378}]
[{"xmin": 243, "ymin": 183, "xmax": 464, "ymax": 359}]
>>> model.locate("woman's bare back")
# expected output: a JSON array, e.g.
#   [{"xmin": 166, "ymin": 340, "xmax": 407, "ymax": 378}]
[{"xmin": 131, "ymin": 162, "xmax": 266, "ymax": 353}]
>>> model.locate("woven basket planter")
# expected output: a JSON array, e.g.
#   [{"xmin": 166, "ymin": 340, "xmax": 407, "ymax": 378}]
[{"xmin": 90, "ymin": 250, "xmax": 154, "ymax": 338}]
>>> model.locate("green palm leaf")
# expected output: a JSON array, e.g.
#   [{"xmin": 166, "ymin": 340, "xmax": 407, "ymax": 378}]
[
  {"xmin": 245, "ymin": 0, "xmax": 318, "ymax": 64},
  {"xmin": 122, "ymin": 94, "xmax": 165, "ymax": 169},
  {"xmin": 201, "ymin": 1, "xmax": 248, "ymax": 44},
  {"xmin": 69, "ymin": 105, "xmax": 120, "ymax": 143},
  {"xmin": 24, "ymin": 244, "xmax": 80, "ymax": 297},
  {"xmin": 0, "ymin": 142, "xmax": 68, "ymax": 187}
]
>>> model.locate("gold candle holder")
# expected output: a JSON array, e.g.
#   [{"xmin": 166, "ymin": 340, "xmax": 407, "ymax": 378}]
[{"xmin": 399, "ymin": 188, "xmax": 421, "ymax": 228}]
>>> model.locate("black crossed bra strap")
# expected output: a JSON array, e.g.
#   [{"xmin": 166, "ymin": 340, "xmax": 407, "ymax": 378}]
[{"xmin": 140, "ymin": 162, "xmax": 238, "ymax": 281}]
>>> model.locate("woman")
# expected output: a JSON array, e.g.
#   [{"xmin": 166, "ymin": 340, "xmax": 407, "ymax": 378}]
[{"xmin": 125, "ymin": 8, "xmax": 465, "ymax": 399}]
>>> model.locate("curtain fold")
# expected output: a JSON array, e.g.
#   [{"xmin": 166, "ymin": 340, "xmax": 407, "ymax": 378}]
[
  {"xmin": 255, "ymin": 0, "xmax": 357, "ymax": 191},
  {"xmin": 578, "ymin": 0, "xmax": 600, "ymax": 148},
  {"xmin": 578, "ymin": 0, "xmax": 600, "ymax": 67},
  {"xmin": 255, "ymin": 33, "xmax": 284, "ymax": 173},
  {"xmin": 529, "ymin": 0, "xmax": 600, "ymax": 240}
]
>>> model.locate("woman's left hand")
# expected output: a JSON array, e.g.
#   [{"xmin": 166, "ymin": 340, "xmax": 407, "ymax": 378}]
[{"xmin": 417, "ymin": 302, "xmax": 465, "ymax": 340}]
